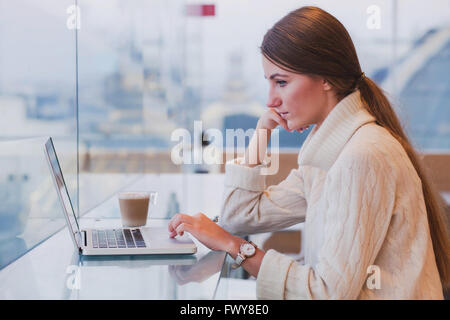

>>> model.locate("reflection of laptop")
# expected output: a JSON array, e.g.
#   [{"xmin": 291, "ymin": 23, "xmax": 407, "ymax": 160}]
[
  {"xmin": 44, "ymin": 137, "xmax": 197, "ymax": 256},
  {"xmin": 80, "ymin": 254, "xmax": 198, "ymax": 267}
]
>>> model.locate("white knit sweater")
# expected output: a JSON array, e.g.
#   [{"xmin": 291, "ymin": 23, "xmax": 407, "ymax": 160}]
[{"xmin": 220, "ymin": 90, "xmax": 444, "ymax": 299}]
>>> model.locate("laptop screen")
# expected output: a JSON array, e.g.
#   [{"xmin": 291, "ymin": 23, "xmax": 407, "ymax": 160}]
[{"xmin": 44, "ymin": 138, "xmax": 81, "ymax": 248}]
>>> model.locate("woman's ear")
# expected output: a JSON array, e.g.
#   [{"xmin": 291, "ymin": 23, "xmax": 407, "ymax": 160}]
[{"xmin": 322, "ymin": 78, "xmax": 333, "ymax": 91}]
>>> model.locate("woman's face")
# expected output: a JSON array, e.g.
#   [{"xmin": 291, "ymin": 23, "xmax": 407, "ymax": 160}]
[{"xmin": 262, "ymin": 55, "xmax": 337, "ymax": 131}]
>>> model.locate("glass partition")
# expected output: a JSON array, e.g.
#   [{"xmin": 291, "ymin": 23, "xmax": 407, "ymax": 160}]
[
  {"xmin": 384, "ymin": 0, "xmax": 450, "ymax": 150},
  {"xmin": 77, "ymin": 0, "xmax": 188, "ymax": 212},
  {"xmin": 0, "ymin": 0, "xmax": 77, "ymax": 268},
  {"xmin": 0, "ymin": 138, "xmax": 73, "ymax": 269}
]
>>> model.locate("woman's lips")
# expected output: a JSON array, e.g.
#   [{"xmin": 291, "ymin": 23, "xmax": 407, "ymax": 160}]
[{"xmin": 279, "ymin": 112, "xmax": 289, "ymax": 119}]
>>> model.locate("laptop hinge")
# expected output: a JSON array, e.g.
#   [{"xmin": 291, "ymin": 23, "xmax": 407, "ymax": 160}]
[
  {"xmin": 76, "ymin": 230, "xmax": 87, "ymax": 250},
  {"xmin": 82, "ymin": 230, "xmax": 87, "ymax": 247}
]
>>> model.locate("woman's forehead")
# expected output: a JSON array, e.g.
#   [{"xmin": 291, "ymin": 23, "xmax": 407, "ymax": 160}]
[{"xmin": 262, "ymin": 56, "xmax": 294, "ymax": 79}]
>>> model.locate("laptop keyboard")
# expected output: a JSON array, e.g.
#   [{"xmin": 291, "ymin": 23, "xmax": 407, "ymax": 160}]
[{"xmin": 91, "ymin": 229, "xmax": 146, "ymax": 249}]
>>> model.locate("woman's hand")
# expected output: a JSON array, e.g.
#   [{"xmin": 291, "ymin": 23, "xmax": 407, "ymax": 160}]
[
  {"xmin": 168, "ymin": 213, "xmax": 239, "ymax": 253},
  {"xmin": 257, "ymin": 109, "xmax": 310, "ymax": 133},
  {"xmin": 257, "ymin": 109, "xmax": 290, "ymax": 131}
]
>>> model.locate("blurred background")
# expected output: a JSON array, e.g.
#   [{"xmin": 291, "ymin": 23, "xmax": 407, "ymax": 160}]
[{"xmin": 0, "ymin": 0, "xmax": 449, "ymax": 270}]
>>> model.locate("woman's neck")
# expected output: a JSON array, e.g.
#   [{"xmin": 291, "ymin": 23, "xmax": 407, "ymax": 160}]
[{"xmin": 314, "ymin": 91, "xmax": 341, "ymax": 130}]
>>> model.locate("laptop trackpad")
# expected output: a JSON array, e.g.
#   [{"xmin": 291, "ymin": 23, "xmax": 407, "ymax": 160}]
[{"xmin": 140, "ymin": 227, "xmax": 195, "ymax": 247}]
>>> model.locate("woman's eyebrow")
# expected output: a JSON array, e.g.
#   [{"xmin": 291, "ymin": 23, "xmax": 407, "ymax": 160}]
[{"xmin": 264, "ymin": 73, "xmax": 289, "ymax": 79}]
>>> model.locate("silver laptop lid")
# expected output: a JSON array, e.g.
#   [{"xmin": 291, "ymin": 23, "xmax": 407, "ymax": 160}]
[{"xmin": 44, "ymin": 137, "xmax": 82, "ymax": 250}]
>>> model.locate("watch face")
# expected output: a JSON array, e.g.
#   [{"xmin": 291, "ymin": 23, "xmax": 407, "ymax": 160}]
[{"xmin": 241, "ymin": 243, "xmax": 256, "ymax": 256}]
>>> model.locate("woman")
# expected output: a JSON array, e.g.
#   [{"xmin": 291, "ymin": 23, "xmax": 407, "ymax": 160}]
[{"xmin": 168, "ymin": 6, "xmax": 449, "ymax": 299}]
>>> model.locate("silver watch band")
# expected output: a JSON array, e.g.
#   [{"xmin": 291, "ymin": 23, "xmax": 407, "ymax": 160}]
[
  {"xmin": 232, "ymin": 253, "xmax": 245, "ymax": 269},
  {"xmin": 235, "ymin": 253, "xmax": 245, "ymax": 266}
]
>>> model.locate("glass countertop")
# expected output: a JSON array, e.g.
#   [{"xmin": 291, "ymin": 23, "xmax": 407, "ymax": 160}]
[
  {"xmin": 0, "ymin": 174, "xmax": 230, "ymax": 299},
  {"xmin": 0, "ymin": 217, "xmax": 227, "ymax": 300}
]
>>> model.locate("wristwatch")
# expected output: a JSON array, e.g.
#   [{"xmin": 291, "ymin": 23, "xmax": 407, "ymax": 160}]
[{"xmin": 232, "ymin": 241, "xmax": 257, "ymax": 269}]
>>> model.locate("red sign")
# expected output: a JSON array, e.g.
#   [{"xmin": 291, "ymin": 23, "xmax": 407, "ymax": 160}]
[{"xmin": 186, "ymin": 4, "xmax": 215, "ymax": 17}]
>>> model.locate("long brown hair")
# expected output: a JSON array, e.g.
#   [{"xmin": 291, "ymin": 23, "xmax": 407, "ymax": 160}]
[{"xmin": 261, "ymin": 6, "xmax": 450, "ymax": 288}]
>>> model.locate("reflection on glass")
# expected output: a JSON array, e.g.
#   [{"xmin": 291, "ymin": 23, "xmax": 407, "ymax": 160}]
[
  {"xmin": 0, "ymin": 138, "xmax": 67, "ymax": 269},
  {"xmin": 168, "ymin": 251, "xmax": 224, "ymax": 285},
  {"xmin": 59, "ymin": 252, "xmax": 225, "ymax": 300}
]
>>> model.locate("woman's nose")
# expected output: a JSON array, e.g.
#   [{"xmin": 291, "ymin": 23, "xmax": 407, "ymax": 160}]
[{"xmin": 266, "ymin": 90, "xmax": 281, "ymax": 108}]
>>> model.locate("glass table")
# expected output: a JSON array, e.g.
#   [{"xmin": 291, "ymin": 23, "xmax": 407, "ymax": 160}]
[{"xmin": 0, "ymin": 174, "xmax": 235, "ymax": 299}]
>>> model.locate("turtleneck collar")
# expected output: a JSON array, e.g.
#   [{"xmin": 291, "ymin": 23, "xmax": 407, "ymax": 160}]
[{"xmin": 297, "ymin": 90, "xmax": 376, "ymax": 171}]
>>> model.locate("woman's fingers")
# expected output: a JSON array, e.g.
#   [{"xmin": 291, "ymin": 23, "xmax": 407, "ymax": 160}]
[
  {"xmin": 268, "ymin": 109, "xmax": 290, "ymax": 131},
  {"xmin": 168, "ymin": 213, "xmax": 194, "ymax": 234},
  {"xmin": 167, "ymin": 212, "xmax": 235, "ymax": 252},
  {"xmin": 258, "ymin": 109, "xmax": 290, "ymax": 131},
  {"xmin": 174, "ymin": 222, "xmax": 193, "ymax": 238}
]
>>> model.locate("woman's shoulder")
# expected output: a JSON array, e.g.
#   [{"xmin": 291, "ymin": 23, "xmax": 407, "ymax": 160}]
[
  {"xmin": 334, "ymin": 123, "xmax": 413, "ymax": 173},
  {"xmin": 350, "ymin": 122, "xmax": 401, "ymax": 149}
]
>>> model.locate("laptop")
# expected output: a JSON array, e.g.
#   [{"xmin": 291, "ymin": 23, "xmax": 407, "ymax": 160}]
[{"xmin": 44, "ymin": 137, "xmax": 197, "ymax": 256}]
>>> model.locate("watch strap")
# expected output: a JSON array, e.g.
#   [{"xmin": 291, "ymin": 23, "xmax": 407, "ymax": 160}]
[
  {"xmin": 235, "ymin": 253, "xmax": 245, "ymax": 266},
  {"xmin": 231, "ymin": 241, "xmax": 257, "ymax": 269}
]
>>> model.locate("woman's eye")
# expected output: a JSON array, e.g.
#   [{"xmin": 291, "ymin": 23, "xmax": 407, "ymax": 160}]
[{"xmin": 276, "ymin": 80, "xmax": 287, "ymax": 87}]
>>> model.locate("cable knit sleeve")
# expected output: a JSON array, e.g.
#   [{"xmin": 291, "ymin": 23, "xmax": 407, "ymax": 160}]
[
  {"xmin": 256, "ymin": 145, "xmax": 397, "ymax": 299},
  {"xmin": 219, "ymin": 158, "xmax": 307, "ymax": 236}
]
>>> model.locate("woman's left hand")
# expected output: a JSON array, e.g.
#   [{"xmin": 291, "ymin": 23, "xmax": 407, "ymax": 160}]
[{"xmin": 168, "ymin": 212, "xmax": 238, "ymax": 252}]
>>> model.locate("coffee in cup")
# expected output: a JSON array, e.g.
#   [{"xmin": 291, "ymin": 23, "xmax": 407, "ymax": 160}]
[{"xmin": 118, "ymin": 191, "xmax": 157, "ymax": 227}]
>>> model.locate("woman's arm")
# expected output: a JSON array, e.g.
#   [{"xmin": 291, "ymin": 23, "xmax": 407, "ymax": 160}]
[
  {"xmin": 219, "ymin": 165, "xmax": 308, "ymax": 235},
  {"xmin": 227, "ymin": 235, "xmax": 266, "ymax": 278},
  {"xmin": 243, "ymin": 109, "xmax": 286, "ymax": 167},
  {"xmin": 244, "ymin": 128, "xmax": 272, "ymax": 168},
  {"xmin": 219, "ymin": 110, "xmax": 310, "ymax": 235},
  {"xmin": 168, "ymin": 212, "xmax": 265, "ymax": 277}
]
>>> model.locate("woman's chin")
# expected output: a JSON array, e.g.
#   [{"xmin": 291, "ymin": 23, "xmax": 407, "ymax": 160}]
[
  {"xmin": 287, "ymin": 120, "xmax": 308, "ymax": 132},
  {"xmin": 292, "ymin": 123, "xmax": 311, "ymax": 132}
]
